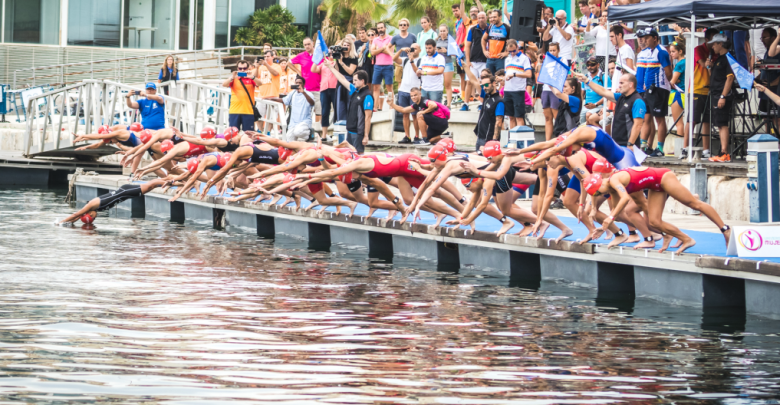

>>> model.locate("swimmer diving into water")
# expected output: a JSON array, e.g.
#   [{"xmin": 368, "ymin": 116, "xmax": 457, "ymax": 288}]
[{"xmin": 59, "ymin": 179, "xmax": 167, "ymax": 224}]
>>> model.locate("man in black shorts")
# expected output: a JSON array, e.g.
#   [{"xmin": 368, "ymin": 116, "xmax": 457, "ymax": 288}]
[
  {"xmin": 387, "ymin": 87, "xmax": 449, "ymax": 144},
  {"xmin": 60, "ymin": 179, "xmax": 167, "ymax": 224},
  {"xmin": 707, "ymin": 34, "xmax": 736, "ymax": 162}
]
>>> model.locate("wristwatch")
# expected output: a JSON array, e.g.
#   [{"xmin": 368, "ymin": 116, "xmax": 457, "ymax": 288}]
[
  {"xmin": 719, "ymin": 95, "xmax": 725, "ymax": 99},
  {"xmin": 627, "ymin": 142, "xmax": 634, "ymax": 147}
]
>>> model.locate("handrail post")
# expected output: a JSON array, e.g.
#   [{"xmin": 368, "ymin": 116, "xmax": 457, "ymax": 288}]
[
  {"xmin": 33, "ymin": 69, "xmax": 36, "ymax": 87},
  {"xmin": 13, "ymin": 71, "xmax": 17, "ymax": 89},
  {"xmin": 144, "ymin": 56, "xmax": 148, "ymax": 83},
  {"xmin": 241, "ymin": 46, "xmax": 244, "ymax": 59},
  {"xmin": 91, "ymin": 61, "xmax": 94, "ymax": 79}
]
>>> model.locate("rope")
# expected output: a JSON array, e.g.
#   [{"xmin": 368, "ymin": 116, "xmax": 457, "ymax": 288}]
[{"xmin": 65, "ymin": 168, "xmax": 99, "ymax": 203}]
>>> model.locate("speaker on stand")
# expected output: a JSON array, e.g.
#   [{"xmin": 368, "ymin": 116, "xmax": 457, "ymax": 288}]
[{"xmin": 509, "ymin": 0, "xmax": 546, "ymax": 45}]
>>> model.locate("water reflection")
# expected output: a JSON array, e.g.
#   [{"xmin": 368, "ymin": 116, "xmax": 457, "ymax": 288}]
[{"xmin": 0, "ymin": 188, "xmax": 778, "ymax": 403}]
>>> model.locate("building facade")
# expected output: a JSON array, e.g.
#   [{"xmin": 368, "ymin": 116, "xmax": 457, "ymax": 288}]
[{"xmin": 1, "ymin": 0, "xmax": 321, "ymax": 51}]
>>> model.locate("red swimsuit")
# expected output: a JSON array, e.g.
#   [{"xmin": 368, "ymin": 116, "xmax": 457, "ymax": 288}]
[
  {"xmin": 623, "ymin": 167, "xmax": 671, "ymax": 194},
  {"xmin": 183, "ymin": 142, "xmax": 207, "ymax": 158},
  {"xmin": 362, "ymin": 154, "xmax": 403, "ymax": 178}
]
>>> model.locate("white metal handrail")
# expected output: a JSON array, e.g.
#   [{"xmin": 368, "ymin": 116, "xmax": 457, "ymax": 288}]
[{"xmin": 12, "ymin": 46, "xmax": 304, "ymax": 90}]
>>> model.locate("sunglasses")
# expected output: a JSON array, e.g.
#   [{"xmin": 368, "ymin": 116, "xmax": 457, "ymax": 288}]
[
  {"xmin": 481, "ymin": 83, "xmax": 491, "ymax": 88},
  {"xmin": 237, "ymin": 67, "xmax": 248, "ymax": 71},
  {"xmin": 368, "ymin": 34, "xmax": 376, "ymax": 37},
  {"xmin": 399, "ymin": 24, "xmax": 408, "ymax": 26}
]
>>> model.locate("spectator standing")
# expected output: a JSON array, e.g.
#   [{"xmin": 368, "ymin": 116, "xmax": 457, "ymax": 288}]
[
  {"xmin": 312, "ymin": 56, "xmax": 339, "ymax": 141},
  {"xmin": 580, "ymin": 57, "xmax": 606, "ymax": 124},
  {"xmin": 417, "ymin": 17, "xmax": 437, "ymax": 48},
  {"xmin": 538, "ymin": 7, "xmax": 554, "ymax": 53},
  {"xmin": 610, "ymin": 25, "xmax": 635, "ymax": 93},
  {"xmin": 278, "ymin": 58, "xmax": 290, "ymax": 95},
  {"xmin": 576, "ymin": 0, "xmax": 592, "ymax": 35},
  {"xmin": 463, "ymin": 11, "xmax": 489, "ymax": 110},
  {"xmin": 289, "ymin": 38, "xmax": 323, "ymax": 124},
  {"xmin": 585, "ymin": 12, "xmax": 615, "ymax": 70},
  {"xmin": 157, "ymin": 55, "xmax": 179, "ymax": 96},
  {"xmin": 335, "ymin": 37, "xmax": 359, "ymax": 122},
  {"xmin": 549, "ymin": 77, "xmax": 582, "ymax": 137},
  {"xmin": 356, "ymin": 28, "xmax": 375, "ymax": 86},
  {"xmin": 453, "ymin": 0, "xmax": 483, "ymax": 105},
  {"xmin": 667, "ymin": 40, "xmax": 687, "ymax": 158},
  {"xmin": 388, "ymin": 88, "xmax": 451, "ymax": 145},
  {"xmin": 282, "ymin": 76, "xmax": 316, "ymax": 141},
  {"xmin": 391, "ymin": 19, "xmax": 417, "ymax": 85},
  {"xmin": 370, "ymin": 22, "xmax": 394, "ymax": 111},
  {"xmin": 256, "ymin": 50, "xmax": 282, "ymax": 134},
  {"xmin": 544, "ymin": 10, "xmax": 575, "ymax": 64},
  {"xmin": 707, "ymin": 34, "xmax": 736, "ymax": 163},
  {"xmin": 436, "ymin": 25, "xmax": 456, "ymax": 108},
  {"xmin": 541, "ymin": 43, "xmax": 562, "ymax": 140},
  {"xmin": 685, "ymin": 28, "xmax": 717, "ymax": 160},
  {"xmin": 503, "ymin": 39, "xmax": 532, "ymax": 128},
  {"xmin": 635, "ymin": 28, "xmax": 672, "ymax": 158},
  {"xmin": 418, "ymin": 39, "xmax": 446, "ymax": 103},
  {"xmin": 758, "ymin": 28, "xmax": 780, "ymax": 130},
  {"xmin": 324, "ymin": 62, "xmax": 373, "ymax": 153},
  {"xmin": 474, "ymin": 74, "xmax": 505, "ymax": 151},
  {"xmin": 576, "ymin": 71, "xmax": 646, "ymax": 148},
  {"xmin": 482, "ymin": 9, "xmax": 510, "ymax": 74},
  {"xmin": 222, "ymin": 59, "xmax": 261, "ymax": 132},
  {"xmin": 126, "ymin": 83, "xmax": 166, "ymax": 130},
  {"xmin": 394, "ymin": 44, "xmax": 423, "ymax": 144}
]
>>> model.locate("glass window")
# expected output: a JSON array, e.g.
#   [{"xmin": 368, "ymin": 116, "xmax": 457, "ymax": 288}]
[
  {"xmin": 3, "ymin": 0, "xmax": 60, "ymax": 45},
  {"xmin": 287, "ymin": 0, "xmax": 309, "ymax": 25},
  {"xmin": 179, "ymin": 0, "xmax": 190, "ymax": 50},
  {"xmin": 215, "ymin": 0, "xmax": 229, "ymax": 48},
  {"xmin": 123, "ymin": 0, "xmax": 176, "ymax": 50},
  {"xmin": 229, "ymin": 0, "xmax": 253, "ymax": 46},
  {"xmin": 68, "ymin": 0, "xmax": 121, "ymax": 47}
]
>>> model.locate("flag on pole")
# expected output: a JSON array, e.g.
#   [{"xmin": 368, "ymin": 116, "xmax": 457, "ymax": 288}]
[
  {"xmin": 447, "ymin": 34, "xmax": 464, "ymax": 67},
  {"xmin": 727, "ymin": 52, "xmax": 754, "ymax": 90},
  {"xmin": 312, "ymin": 31, "xmax": 328, "ymax": 65},
  {"xmin": 538, "ymin": 52, "xmax": 570, "ymax": 92}
]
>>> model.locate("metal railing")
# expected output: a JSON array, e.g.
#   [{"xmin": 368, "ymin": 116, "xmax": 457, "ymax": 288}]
[
  {"xmin": 23, "ymin": 79, "xmax": 194, "ymax": 157},
  {"xmin": 12, "ymin": 46, "xmax": 303, "ymax": 90}
]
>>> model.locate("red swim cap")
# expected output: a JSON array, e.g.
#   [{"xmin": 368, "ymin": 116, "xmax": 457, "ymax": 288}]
[
  {"xmin": 592, "ymin": 157, "xmax": 614, "ymax": 174},
  {"xmin": 438, "ymin": 138, "xmax": 456, "ymax": 153},
  {"xmin": 253, "ymin": 177, "xmax": 267, "ymax": 185},
  {"xmin": 129, "ymin": 122, "xmax": 143, "ymax": 132},
  {"xmin": 102, "ymin": 138, "xmax": 112, "ymax": 143},
  {"xmin": 583, "ymin": 174, "xmax": 603, "ymax": 196},
  {"xmin": 483, "ymin": 140, "xmax": 502, "ymax": 158},
  {"xmin": 218, "ymin": 152, "xmax": 232, "ymax": 168},
  {"xmin": 186, "ymin": 157, "xmax": 199, "ymax": 173},
  {"xmin": 224, "ymin": 127, "xmax": 239, "ymax": 140},
  {"xmin": 278, "ymin": 146, "xmax": 293, "ymax": 161},
  {"xmin": 160, "ymin": 140, "xmax": 174, "ymax": 154},
  {"xmin": 97, "ymin": 125, "xmax": 111, "ymax": 135},
  {"xmin": 427, "ymin": 145, "xmax": 448, "ymax": 162},
  {"xmin": 138, "ymin": 130, "xmax": 153, "ymax": 144},
  {"xmin": 80, "ymin": 213, "xmax": 95, "ymax": 224},
  {"xmin": 338, "ymin": 172, "xmax": 353, "ymax": 184},
  {"xmin": 282, "ymin": 172, "xmax": 296, "ymax": 183},
  {"xmin": 200, "ymin": 127, "xmax": 216, "ymax": 139},
  {"xmin": 554, "ymin": 135, "xmax": 573, "ymax": 157}
]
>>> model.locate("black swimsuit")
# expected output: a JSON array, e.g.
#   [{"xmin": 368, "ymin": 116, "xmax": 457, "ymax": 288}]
[
  {"xmin": 449, "ymin": 154, "xmax": 515, "ymax": 194},
  {"xmin": 247, "ymin": 146, "xmax": 280, "ymax": 164},
  {"xmin": 219, "ymin": 142, "xmax": 239, "ymax": 153},
  {"xmin": 97, "ymin": 184, "xmax": 143, "ymax": 211}
]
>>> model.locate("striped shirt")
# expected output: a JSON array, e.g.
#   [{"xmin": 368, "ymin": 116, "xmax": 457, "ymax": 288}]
[
  {"xmin": 636, "ymin": 45, "xmax": 672, "ymax": 92},
  {"xmin": 503, "ymin": 52, "xmax": 532, "ymax": 92}
]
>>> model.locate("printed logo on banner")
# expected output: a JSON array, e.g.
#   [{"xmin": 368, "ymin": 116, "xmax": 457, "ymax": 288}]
[
  {"xmin": 727, "ymin": 226, "xmax": 780, "ymax": 257},
  {"xmin": 738, "ymin": 229, "xmax": 763, "ymax": 251}
]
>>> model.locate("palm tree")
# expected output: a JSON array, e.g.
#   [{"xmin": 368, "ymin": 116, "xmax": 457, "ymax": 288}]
[
  {"xmin": 388, "ymin": 0, "xmax": 504, "ymax": 29},
  {"xmin": 319, "ymin": 0, "xmax": 388, "ymax": 44}
]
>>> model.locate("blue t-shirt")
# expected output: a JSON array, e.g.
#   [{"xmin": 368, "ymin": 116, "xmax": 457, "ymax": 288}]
[
  {"xmin": 614, "ymin": 93, "xmax": 647, "ymax": 118},
  {"xmin": 495, "ymin": 101, "xmax": 505, "ymax": 116},
  {"xmin": 136, "ymin": 98, "xmax": 165, "ymax": 130},
  {"xmin": 158, "ymin": 68, "xmax": 180, "ymax": 81},
  {"xmin": 567, "ymin": 95, "xmax": 581, "ymax": 114},
  {"xmin": 584, "ymin": 74, "xmax": 607, "ymax": 105},
  {"xmin": 636, "ymin": 45, "xmax": 672, "ymax": 92},
  {"xmin": 349, "ymin": 84, "xmax": 374, "ymax": 111},
  {"xmin": 672, "ymin": 59, "xmax": 686, "ymax": 93}
]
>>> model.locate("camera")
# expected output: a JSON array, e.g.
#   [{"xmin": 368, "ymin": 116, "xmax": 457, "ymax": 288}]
[
  {"xmin": 330, "ymin": 45, "xmax": 346, "ymax": 59},
  {"xmin": 255, "ymin": 56, "xmax": 262, "ymax": 63},
  {"xmin": 549, "ymin": 18, "xmax": 557, "ymax": 26},
  {"xmin": 290, "ymin": 84, "xmax": 300, "ymax": 90}
]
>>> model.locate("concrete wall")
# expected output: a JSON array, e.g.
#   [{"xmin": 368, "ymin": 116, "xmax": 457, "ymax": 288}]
[{"xmin": 664, "ymin": 173, "xmax": 749, "ymax": 222}]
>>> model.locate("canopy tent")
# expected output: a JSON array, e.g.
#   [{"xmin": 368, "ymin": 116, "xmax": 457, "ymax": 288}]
[{"xmin": 603, "ymin": 0, "xmax": 780, "ymax": 162}]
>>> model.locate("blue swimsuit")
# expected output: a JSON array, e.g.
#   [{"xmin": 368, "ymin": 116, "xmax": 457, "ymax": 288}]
[{"xmin": 581, "ymin": 126, "xmax": 639, "ymax": 170}]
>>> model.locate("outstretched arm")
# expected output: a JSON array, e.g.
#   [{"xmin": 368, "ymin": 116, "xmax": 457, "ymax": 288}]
[{"xmin": 574, "ymin": 72, "xmax": 616, "ymax": 102}]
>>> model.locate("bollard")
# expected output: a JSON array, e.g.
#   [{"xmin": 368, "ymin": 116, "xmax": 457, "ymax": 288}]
[
  {"xmin": 747, "ymin": 134, "xmax": 780, "ymax": 223},
  {"xmin": 689, "ymin": 164, "xmax": 708, "ymax": 215}
]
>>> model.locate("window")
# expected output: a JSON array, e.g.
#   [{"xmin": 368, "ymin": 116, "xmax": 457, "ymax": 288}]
[
  {"xmin": 229, "ymin": 0, "xmax": 254, "ymax": 46},
  {"xmin": 3, "ymin": 0, "xmax": 60, "ymax": 45},
  {"xmin": 123, "ymin": 0, "xmax": 176, "ymax": 49},
  {"xmin": 68, "ymin": 0, "xmax": 121, "ymax": 47},
  {"xmin": 215, "ymin": 0, "xmax": 229, "ymax": 48}
]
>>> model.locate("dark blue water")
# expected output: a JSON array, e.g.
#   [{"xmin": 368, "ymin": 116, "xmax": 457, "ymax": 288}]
[{"xmin": 0, "ymin": 187, "xmax": 778, "ymax": 403}]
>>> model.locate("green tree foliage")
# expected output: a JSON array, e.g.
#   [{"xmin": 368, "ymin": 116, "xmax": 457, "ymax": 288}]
[
  {"xmin": 388, "ymin": 0, "xmax": 505, "ymax": 31},
  {"xmin": 319, "ymin": 0, "xmax": 388, "ymax": 44},
  {"xmin": 233, "ymin": 5, "xmax": 306, "ymax": 48}
]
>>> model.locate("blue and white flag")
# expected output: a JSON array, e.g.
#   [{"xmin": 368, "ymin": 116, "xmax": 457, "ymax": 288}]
[
  {"xmin": 727, "ymin": 52, "xmax": 754, "ymax": 90},
  {"xmin": 447, "ymin": 34, "xmax": 464, "ymax": 67},
  {"xmin": 538, "ymin": 52, "xmax": 570, "ymax": 92},
  {"xmin": 312, "ymin": 31, "xmax": 328, "ymax": 65}
]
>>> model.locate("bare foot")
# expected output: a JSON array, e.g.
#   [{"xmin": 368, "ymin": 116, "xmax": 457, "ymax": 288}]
[
  {"xmin": 604, "ymin": 229, "xmax": 614, "ymax": 240},
  {"xmin": 497, "ymin": 220, "xmax": 515, "ymax": 237},
  {"xmin": 367, "ymin": 207, "xmax": 377, "ymax": 218},
  {"xmin": 652, "ymin": 233, "xmax": 663, "ymax": 241},
  {"xmin": 270, "ymin": 195, "xmax": 283, "ymax": 205},
  {"xmin": 516, "ymin": 224, "xmax": 534, "ymax": 237},
  {"xmin": 590, "ymin": 228, "xmax": 606, "ymax": 240},
  {"xmin": 385, "ymin": 210, "xmax": 397, "ymax": 220},
  {"xmin": 723, "ymin": 227, "xmax": 731, "ymax": 247},
  {"xmin": 555, "ymin": 227, "xmax": 573, "ymax": 243},
  {"xmin": 633, "ymin": 239, "xmax": 657, "ymax": 250},
  {"xmin": 606, "ymin": 232, "xmax": 629, "ymax": 248},
  {"xmin": 626, "ymin": 233, "xmax": 641, "ymax": 244},
  {"xmin": 536, "ymin": 222, "xmax": 551, "ymax": 239},
  {"xmin": 658, "ymin": 234, "xmax": 674, "ymax": 252},
  {"xmin": 346, "ymin": 201, "xmax": 358, "ymax": 219},
  {"xmin": 432, "ymin": 213, "xmax": 447, "ymax": 228},
  {"xmin": 672, "ymin": 238, "xmax": 696, "ymax": 255},
  {"xmin": 672, "ymin": 239, "xmax": 683, "ymax": 248}
]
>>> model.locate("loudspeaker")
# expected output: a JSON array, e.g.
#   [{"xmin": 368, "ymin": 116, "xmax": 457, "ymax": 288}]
[{"xmin": 510, "ymin": 0, "xmax": 546, "ymax": 44}]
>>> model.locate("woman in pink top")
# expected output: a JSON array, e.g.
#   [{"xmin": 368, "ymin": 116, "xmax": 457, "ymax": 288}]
[{"xmin": 312, "ymin": 57, "xmax": 339, "ymax": 140}]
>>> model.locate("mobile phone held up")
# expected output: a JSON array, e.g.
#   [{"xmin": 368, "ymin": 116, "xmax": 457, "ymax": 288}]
[
  {"xmin": 290, "ymin": 84, "xmax": 299, "ymax": 90},
  {"xmin": 237, "ymin": 72, "xmax": 247, "ymax": 78}
]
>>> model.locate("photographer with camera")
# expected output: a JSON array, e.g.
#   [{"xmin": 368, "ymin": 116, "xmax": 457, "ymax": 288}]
[
  {"xmin": 222, "ymin": 59, "xmax": 262, "ymax": 132},
  {"xmin": 333, "ymin": 37, "xmax": 359, "ymax": 124},
  {"xmin": 282, "ymin": 77, "xmax": 316, "ymax": 141},
  {"xmin": 125, "ymin": 82, "xmax": 166, "ymax": 130},
  {"xmin": 256, "ymin": 50, "xmax": 282, "ymax": 134},
  {"xmin": 543, "ymin": 10, "xmax": 574, "ymax": 64}
]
